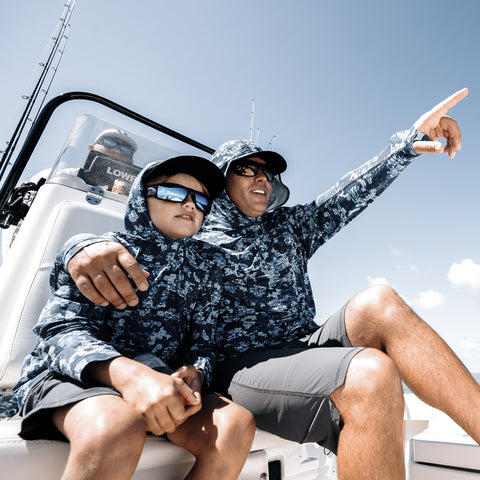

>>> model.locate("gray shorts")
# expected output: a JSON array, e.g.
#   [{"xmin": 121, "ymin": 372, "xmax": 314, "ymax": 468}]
[{"xmin": 211, "ymin": 304, "xmax": 363, "ymax": 454}]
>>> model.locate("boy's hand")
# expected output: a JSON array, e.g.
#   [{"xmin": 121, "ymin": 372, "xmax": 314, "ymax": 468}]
[
  {"xmin": 172, "ymin": 365, "xmax": 204, "ymax": 396},
  {"xmin": 119, "ymin": 368, "xmax": 201, "ymax": 435},
  {"xmin": 87, "ymin": 357, "xmax": 201, "ymax": 435},
  {"xmin": 67, "ymin": 241, "xmax": 149, "ymax": 309}
]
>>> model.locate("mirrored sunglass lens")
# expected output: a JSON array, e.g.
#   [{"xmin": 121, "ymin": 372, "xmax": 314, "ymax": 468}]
[
  {"xmin": 155, "ymin": 185, "xmax": 210, "ymax": 212},
  {"xmin": 157, "ymin": 186, "xmax": 187, "ymax": 202},
  {"xmin": 101, "ymin": 137, "xmax": 117, "ymax": 148},
  {"xmin": 195, "ymin": 194, "xmax": 210, "ymax": 211},
  {"xmin": 239, "ymin": 165, "xmax": 255, "ymax": 176},
  {"xmin": 101, "ymin": 137, "xmax": 133, "ymax": 155},
  {"xmin": 119, "ymin": 144, "xmax": 134, "ymax": 155},
  {"xmin": 237, "ymin": 163, "xmax": 274, "ymax": 181}
]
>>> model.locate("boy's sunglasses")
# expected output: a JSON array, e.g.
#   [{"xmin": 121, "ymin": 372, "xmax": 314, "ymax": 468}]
[
  {"xmin": 229, "ymin": 160, "xmax": 275, "ymax": 182},
  {"xmin": 145, "ymin": 183, "xmax": 212, "ymax": 214},
  {"xmin": 98, "ymin": 137, "xmax": 135, "ymax": 155}
]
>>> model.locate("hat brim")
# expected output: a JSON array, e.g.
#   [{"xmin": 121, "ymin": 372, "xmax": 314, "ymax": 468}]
[
  {"xmin": 231, "ymin": 150, "xmax": 287, "ymax": 175},
  {"xmin": 143, "ymin": 156, "xmax": 226, "ymax": 199}
]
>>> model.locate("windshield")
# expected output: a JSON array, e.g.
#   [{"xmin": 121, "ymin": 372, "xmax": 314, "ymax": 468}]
[{"xmin": 47, "ymin": 114, "xmax": 185, "ymax": 198}]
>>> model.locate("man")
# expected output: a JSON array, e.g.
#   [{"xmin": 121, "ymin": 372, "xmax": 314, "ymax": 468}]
[
  {"xmin": 76, "ymin": 128, "xmax": 139, "ymax": 194},
  {"xmin": 86, "ymin": 128, "xmax": 137, "ymax": 165},
  {"xmin": 60, "ymin": 89, "xmax": 479, "ymax": 479},
  {"xmin": 1, "ymin": 128, "xmax": 138, "ymax": 257}
]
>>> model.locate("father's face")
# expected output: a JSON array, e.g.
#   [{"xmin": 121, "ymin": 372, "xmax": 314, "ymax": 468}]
[{"xmin": 225, "ymin": 157, "xmax": 272, "ymax": 218}]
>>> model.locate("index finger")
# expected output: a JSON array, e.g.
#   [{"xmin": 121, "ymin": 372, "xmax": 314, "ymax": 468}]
[
  {"xmin": 429, "ymin": 88, "xmax": 468, "ymax": 118},
  {"xmin": 176, "ymin": 381, "xmax": 201, "ymax": 407}
]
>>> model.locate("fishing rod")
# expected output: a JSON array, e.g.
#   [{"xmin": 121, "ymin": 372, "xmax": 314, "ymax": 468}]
[{"xmin": 0, "ymin": 0, "xmax": 76, "ymax": 183}]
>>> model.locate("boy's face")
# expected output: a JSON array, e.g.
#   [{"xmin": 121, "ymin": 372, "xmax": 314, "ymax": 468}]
[{"xmin": 146, "ymin": 172, "xmax": 207, "ymax": 240}]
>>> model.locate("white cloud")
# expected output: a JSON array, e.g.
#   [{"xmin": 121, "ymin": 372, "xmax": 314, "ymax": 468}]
[
  {"xmin": 460, "ymin": 340, "xmax": 480, "ymax": 353},
  {"xmin": 448, "ymin": 259, "xmax": 480, "ymax": 295},
  {"xmin": 391, "ymin": 247, "xmax": 401, "ymax": 257},
  {"xmin": 411, "ymin": 290, "xmax": 445, "ymax": 309},
  {"xmin": 368, "ymin": 276, "xmax": 390, "ymax": 286}
]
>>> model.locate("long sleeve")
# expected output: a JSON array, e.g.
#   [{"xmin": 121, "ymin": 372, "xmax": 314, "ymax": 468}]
[
  {"xmin": 286, "ymin": 127, "xmax": 423, "ymax": 259},
  {"xmin": 202, "ymin": 128, "xmax": 426, "ymax": 359},
  {"xmin": 184, "ymin": 268, "xmax": 223, "ymax": 386},
  {"xmin": 33, "ymin": 279, "xmax": 122, "ymax": 383},
  {"xmin": 14, "ymin": 265, "xmax": 122, "ymax": 408}
]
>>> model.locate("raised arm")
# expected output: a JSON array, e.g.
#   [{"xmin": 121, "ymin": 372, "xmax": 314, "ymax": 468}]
[{"xmin": 291, "ymin": 88, "xmax": 468, "ymax": 258}]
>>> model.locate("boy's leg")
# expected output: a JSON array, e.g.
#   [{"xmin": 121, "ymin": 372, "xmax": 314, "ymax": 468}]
[
  {"xmin": 168, "ymin": 393, "xmax": 256, "ymax": 480},
  {"xmin": 53, "ymin": 394, "xmax": 147, "ymax": 480}
]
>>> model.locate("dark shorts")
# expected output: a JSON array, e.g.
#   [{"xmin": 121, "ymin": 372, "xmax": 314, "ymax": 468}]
[
  {"xmin": 19, "ymin": 354, "xmax": 173, "ymax": 441},
  {"xmin": 211, "ymin": 304, "xmax": 363, "ymax": 454}
]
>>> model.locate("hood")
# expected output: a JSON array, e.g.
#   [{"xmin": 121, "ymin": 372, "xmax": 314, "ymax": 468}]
[
  {"xmin": 124, "ymin": 156, "xmax": 225, "ymax": 241},
  {"xmin": 124, "ymin": 161, "xmax": 170, "ymax": 242}
]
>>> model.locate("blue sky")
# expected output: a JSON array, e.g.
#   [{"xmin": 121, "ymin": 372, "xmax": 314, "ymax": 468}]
[{"xmin": 1, "ymin": 0, "xmax": 479, "ymax": 370}]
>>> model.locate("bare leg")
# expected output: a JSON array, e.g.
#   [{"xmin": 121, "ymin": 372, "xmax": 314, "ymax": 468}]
[
  {"xmin": 168, "ymin": 393, "xmax": 256, "ymax": 480},
  {"xmin": 53, "ymin": 395, "xmax": 146, "ymax": 480},
  {"xmin": 331, "ymin": 348, "xmax": 405, "ymax": 480},
  {"xmin": 346, "ymin": 285, "xmax": 480, "ymax": 443}
]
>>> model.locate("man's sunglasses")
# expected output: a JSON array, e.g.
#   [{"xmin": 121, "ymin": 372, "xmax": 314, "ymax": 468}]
[
  {"xmin": 230, "ymin": 160, "xmax": 275, "ymax": 182},
  {"xmin": 145, "ymin": 183, "xmax": 212, "ymax": 214},
  {"xmin": 98, "ymin": 137, "xmax": 135, "ymax": 155}
]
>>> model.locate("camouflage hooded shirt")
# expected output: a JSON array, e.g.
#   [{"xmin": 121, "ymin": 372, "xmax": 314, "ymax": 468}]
[
  {"xmin": 195, "ymin": 128, "xmax": 423, "ymax": 361},
  {"xmin": 57, "ymin": 128, "xmax": 423, "ymax": 364},
  {"xmin": 14, "ymin": 162, "xmax": 222, "ymax": 408}
]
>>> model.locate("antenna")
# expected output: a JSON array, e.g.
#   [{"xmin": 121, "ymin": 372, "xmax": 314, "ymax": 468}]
[
  {"xmin": 249, "ymin": 99, "xmax": 255, "ymax": 141},
  {"xmin": 267, "ymin": 135, "xmax": 276, "ymax": 150}
]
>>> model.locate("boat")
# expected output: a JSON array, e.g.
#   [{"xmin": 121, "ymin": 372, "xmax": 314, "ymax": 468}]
[
  {"xmin": 0, "ymin": 89, "xmax": 479, "ymax": 479},
  {"xmin": 0, "ymin": 91, "xmax": 329, "ymax": 479},
  {"xmin": 0, "ymin": 3, "xmax": 479, "ymax": 479}
]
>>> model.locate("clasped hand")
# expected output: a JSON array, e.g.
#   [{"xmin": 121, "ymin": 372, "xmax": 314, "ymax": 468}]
[{"xmin": 119, "ymin": 364, "xmax": 202, "ymax": 436}]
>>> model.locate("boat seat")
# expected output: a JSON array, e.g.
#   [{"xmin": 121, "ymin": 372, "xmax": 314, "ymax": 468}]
[
  {"xmin": 0, "ymin": 181, "xmax": 126, "ymax": 388},
  {"xmin": 408, "ymin": 409, "xmax": 480, "ymax": 479},
  {"xmin": 0, "ymin": 416, "xmax": 292, "ymax": 480}
]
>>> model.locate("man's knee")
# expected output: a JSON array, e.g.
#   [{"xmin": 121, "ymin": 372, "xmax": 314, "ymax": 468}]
[
  {"xmin": 332, "ymin": 349, "xmax": 404, "ymax": 417},
  {"xmin": 348, "ymin": 284, "xmax": 402, "ymax": 318},
  {"xmin": 346, "ymin": 285, "xmax": 412, "ymax": 347}
]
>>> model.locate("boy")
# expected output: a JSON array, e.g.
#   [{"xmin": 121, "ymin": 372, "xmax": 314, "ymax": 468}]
[{"xmin": 14, "ymin": 156, "xmax": 255, "ymax": 480}]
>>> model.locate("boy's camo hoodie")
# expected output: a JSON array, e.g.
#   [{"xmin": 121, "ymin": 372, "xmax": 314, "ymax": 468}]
[{"xmin": 14, "ymin": 161, "xmax": 221, "ymax": 408}]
